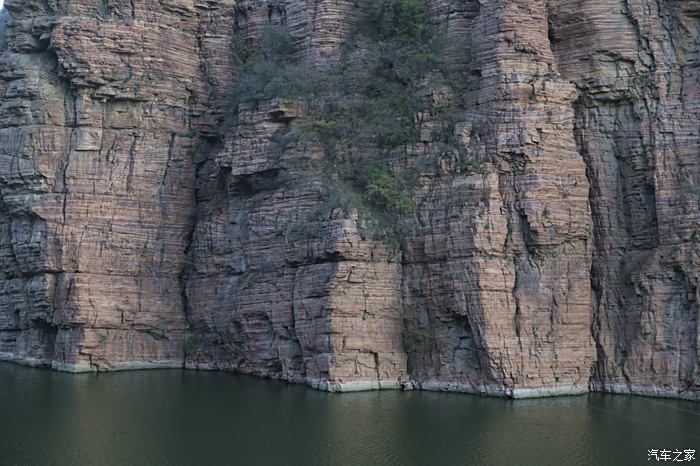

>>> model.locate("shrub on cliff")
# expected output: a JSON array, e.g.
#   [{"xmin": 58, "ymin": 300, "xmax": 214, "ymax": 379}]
[
  {"xmin": 364, "ymin": 168, "xmax": 414, "ymax": 212},
  {"xmin": 234, "ymin": 0, "xmax": 458, "ymax": 233},
  {"xmin": 234, "ymin": 26, "xmax": 317, "ymax": 103}
]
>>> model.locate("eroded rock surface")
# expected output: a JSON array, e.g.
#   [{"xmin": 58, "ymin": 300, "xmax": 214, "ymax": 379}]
[
  {"xmin": 0, "ymin": 0, "xmax": 697, "ymax": 400},
  {"xmin": 0, "ymin": 0, "xmax": 236, "ymax": 370}
]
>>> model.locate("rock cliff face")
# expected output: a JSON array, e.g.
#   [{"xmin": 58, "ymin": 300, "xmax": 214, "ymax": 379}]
[
  {"xmin": 0, "ymin": 0, "xmax": 698, "ymax": 400},
  {"xmin": 0, "ymin": 0, "xmax": 236, "ymax": 370}
]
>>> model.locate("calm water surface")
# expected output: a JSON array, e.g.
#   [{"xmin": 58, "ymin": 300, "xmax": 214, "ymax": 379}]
[{"xmin": 0, "ymin": 362, "xmax": 698, "ymax": 465}]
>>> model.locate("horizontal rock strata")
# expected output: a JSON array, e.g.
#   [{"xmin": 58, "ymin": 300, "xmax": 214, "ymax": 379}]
[{"xmin": 0, "ymin": 0, "xmax": 697, "ymax": 400}]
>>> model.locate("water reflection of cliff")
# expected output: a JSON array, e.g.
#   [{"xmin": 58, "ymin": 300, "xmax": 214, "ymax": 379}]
[{"xmin": 1, "ymin": 363, "xmax": 699, "ymax": 465}]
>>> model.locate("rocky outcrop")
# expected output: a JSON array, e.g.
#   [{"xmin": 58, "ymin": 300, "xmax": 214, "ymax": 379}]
[
  {"xmin": 0, "ymin": 0, "xmax": 236, "ymax": 370},
  {"xmin": 397, "ymin": 0, "xmax": 595, "ymax": 398},
  {"xmin": 550, "ymin": 0, "xmax": 700, "ymax": 399},
  {"xmin": 0, "ymin": 0, "xmax": 697, "ymax": 400},
  {"xmin": 185, "ymin": 2, "xmax": 407, "ymax": 390}
]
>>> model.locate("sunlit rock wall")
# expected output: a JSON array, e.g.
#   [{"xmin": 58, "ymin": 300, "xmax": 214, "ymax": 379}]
[
  {"xmin": 0, "ymin": 0, "xmax": 697, "ymax": 400},
  {"xmin": 0, "ymin": 0, "xmax": 236, "ymax": 371}
]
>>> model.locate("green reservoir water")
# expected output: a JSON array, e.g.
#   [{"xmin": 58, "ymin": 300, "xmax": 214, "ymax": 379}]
[{"xmin": 0, "ymin": 362, "xmax": 698, "ymax": 466}]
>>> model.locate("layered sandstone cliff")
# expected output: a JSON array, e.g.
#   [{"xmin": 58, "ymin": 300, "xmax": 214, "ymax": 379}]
[{"xmin": 0, "ymin": 0, "xmax": 698, "ymax": 400}]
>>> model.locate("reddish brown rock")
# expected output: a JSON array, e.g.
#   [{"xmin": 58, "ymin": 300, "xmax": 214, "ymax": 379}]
[
  {"xmin": 0, "ymin": 0, "xmax": 236, "ymax": 371},
  {"xmin": 0, "ymin": 0, "xmax": 697, "ymax": 400},
  {"xmin": 550, "ymin": 0, "xmax": 700, "ymax": 399}
]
